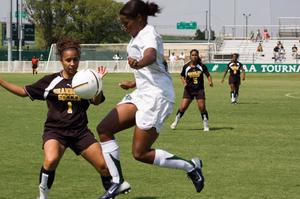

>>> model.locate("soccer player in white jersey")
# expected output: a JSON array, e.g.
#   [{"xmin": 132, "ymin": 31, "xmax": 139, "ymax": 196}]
[{"xmin": 97, "ymin": 1, "xmax": 205, "ymax": 199}]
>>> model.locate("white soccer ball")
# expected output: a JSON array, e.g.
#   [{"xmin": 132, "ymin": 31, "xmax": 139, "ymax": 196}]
[{"xmin": 72, "ymin": 69, "xmax": 102, "ymax": 99}]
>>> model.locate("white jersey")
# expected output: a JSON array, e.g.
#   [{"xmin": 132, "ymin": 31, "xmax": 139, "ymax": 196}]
[{"xmin": 127, "ymin": 25, "xmax": 175, "ymax": 103}]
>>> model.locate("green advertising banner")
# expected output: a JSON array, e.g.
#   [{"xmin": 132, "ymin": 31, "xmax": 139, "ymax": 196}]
[{"xmin": 206, "ymin": 63, "xmax": 300, "ymax": 73}]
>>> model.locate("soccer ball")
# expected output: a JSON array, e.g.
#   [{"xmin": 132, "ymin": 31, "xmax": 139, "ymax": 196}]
[{"xmin": 72, "ymin": 69, "xmax": 102, "ymax": 99}]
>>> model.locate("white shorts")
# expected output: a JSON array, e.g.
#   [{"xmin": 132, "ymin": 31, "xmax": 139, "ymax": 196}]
[{"xmin": 118, "ymin": 90, "xmax": 174, "ymax": 132}]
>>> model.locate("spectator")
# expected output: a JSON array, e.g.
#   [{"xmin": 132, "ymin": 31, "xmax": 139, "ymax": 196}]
[
  {"xmin": 31, "ymin": 56, "xmax": 39, "ymax": 75},
  {"xmin": 273, "ymin": 44, "xmax": 280, "ymax": 62},
  {"xmin": 249, "ymin": 31, "xmax": 255, "ymax": 42},
  {"xmin": 256, "ymin": 42, "xmax": 264, "ymax": 56},
  {"xmin": 263, "ymin": 29, "xmax": 270, "ymax": 41},
  {"xmin": 178, "ymin": 52, "xmax": 185, "ymax": 61},
  {"xmin": 113, "ymin": 52, "xmax": 123, "ymax": 71},
  {"xmin": 278, "ymin": 44, "xmax": 286, "ymax": 62},
  {"xmin": 169, "ymin": 52, "xmax": 177, "ymax": 63},
  {"xmin": 255, "ymin": 29, "xmax": 262, "ymax": 42},
  {"xmin": 292, "ymin": 44, "xmax": 298, "ymax": 58}
]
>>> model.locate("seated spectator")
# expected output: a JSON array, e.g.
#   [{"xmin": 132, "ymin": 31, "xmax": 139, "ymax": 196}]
[
  {"xmin": 273, "ymin": 44, "xmax": 280, "ymax": 62},
  {"xmin": 256, "ymin": 42, "xmax": 264, "ymax": 56},
  {"xmin": 292, "ymin": 44, "xmax": 298, "ymax": 58},
  {"xmin": 278, "ymin": 44, "xmax": 286, "ymax": 62},
  {"xmin": 263, "ymin": 29, "xmax": 270, "ymax": 41}
]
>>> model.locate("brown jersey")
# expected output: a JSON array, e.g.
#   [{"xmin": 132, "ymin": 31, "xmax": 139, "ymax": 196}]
[
  {"xmin": 181, "ymin": 63, "xmax": 209, "ymax": 92},
  {"xmin": 24, "ymin": 71, "xmax": 91, "ymax": 131},
  {"xmin": 226, "ymin": 61, "xmax": 243, "ymax": 83}
]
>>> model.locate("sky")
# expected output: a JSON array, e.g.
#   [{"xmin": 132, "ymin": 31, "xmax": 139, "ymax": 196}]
[{"xmin": 1, "ymin": 0, "xmax": 300, "ymax": 36}]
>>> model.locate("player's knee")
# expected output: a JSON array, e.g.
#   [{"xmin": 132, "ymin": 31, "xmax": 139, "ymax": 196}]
[
  {"xmin": 132, "ymin": 150, "xmax": 146, "ymax": 162},
  {"xmin": 44, "ymin": 157, "xmax": 59, "ymax": 170}
]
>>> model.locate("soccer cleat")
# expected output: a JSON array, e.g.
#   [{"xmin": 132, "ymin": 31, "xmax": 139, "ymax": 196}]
[
  {"xmin": 117, "ymin": 181, "xmax": 131, "ymax": 194},
  {"xmin": 170, "ymin": 120, "xmax": 178, "ymax": 130},
  {"xmin": 188, "ymin": 158, "xmax": 204, "ymax": 193},
  {"xmin": 100, "ymin": 181, "xmax": 131, "ymax": 199},
  {"xmin": 203, "ymin": 120, "xmax": 209, "ymax": 132}
]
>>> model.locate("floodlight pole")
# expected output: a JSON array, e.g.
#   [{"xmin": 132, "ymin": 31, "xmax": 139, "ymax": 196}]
[
  {"xmin": 243, "ymin": 13, "xmax": 251, "ymax": 39},
  {"xmin": 7, "ymin": 0, "xmax": 13, "ymax": 63},
  {"xmin": 233, "ymin": 0, "xmax": 236, "ymax": 38},
  {"xmin": 18, "ymin": 0, "xmax": 23, "ymax": 61}
]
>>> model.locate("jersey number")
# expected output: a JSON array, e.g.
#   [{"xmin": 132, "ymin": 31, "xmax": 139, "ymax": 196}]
[
  {"xmin": 67, "ymin": 101, "xmax": 73, "ymax": 114},
  {"xmin": 193, "ymin": 78, "xmax": 198, "ymax": 84}
]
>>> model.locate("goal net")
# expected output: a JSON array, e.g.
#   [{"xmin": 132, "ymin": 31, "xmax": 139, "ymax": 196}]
[{"xmin": 46, "ymin": 43, "xmax": 131, "ymax": 73}]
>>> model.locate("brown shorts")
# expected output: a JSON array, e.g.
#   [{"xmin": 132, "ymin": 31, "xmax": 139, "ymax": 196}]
[
  {"xmin": 43, "ymin": 127, "xmax": 97, "ymax": 155},
  {"xmin": 183, "ymin": 88, "xmax": 206, "ymax": 100},
  {"xmin": 229, "ymin": 76, "xmax": 240, "ymax": 85}
]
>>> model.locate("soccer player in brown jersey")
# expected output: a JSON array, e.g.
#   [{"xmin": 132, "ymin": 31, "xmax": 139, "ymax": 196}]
[
  {"xmin": 170, "ymin": 49, "xmax": 213, "ymax": 131},
  {"xmin": 221, "ymin": 53, "xmax": 246, "ymax": 104},
  {"xmin": 0, "ymin": 37, "xmax": 130, "ymax": 199}
]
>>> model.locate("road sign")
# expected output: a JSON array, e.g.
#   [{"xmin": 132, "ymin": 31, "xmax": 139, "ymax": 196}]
[
  {"xmin": 2, "ymin": 23, "xmax": 35, "ymax": 42},
  {"xmin": 15, "ymin": 11, "xmax": 27, "ymax": 18},
  {"xmin": 176, "ymin": 21, "xmax": 197, "ymax": 29}
]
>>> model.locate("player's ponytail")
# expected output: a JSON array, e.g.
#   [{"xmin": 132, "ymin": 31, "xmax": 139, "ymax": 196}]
[{"xmin": 120, "ymin": 0, "xmax": 161, "ymax": 20}]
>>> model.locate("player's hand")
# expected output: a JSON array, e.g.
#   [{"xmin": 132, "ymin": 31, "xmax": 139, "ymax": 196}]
[
  {"xmin": 119, "ymin": 80, "xmax": 136, "ymax": 90},
  {"xmin": 209, "ymin": 81, "xmax": 214, "ymax": 87},
  {"xmin": 128, "ymin": 57, "xmax": 139, "ymax": 69},
  {"xmin": 221, "ymin": 79, "xmax": 224, "ymax": 83},
  {"xmin": 97, "ymin": 66, "xmax": 108, "ymax": 79}
]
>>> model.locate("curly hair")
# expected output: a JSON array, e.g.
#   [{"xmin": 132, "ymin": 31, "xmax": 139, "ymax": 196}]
[{"xmin": 56, "ymin": 37, "xmax": 81, "ymax": 58}]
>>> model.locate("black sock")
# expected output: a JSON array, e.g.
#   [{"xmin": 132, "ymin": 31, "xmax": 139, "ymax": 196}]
[
  {"xmin": 176, "ymin": 110, "xmax": 184, "ymax": 118},
  {"xmin": 201, "ymin": 111, "xmax": 209, "ymax": 120},
  {"xmin": 101, "ymin": 175, "xmax": 112, "ymax": 190},
  {"xmin": 39, "ymin": 167, "xmax": 55, "ymax": 189}
]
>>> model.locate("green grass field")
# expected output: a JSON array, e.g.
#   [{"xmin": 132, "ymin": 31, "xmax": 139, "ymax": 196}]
[{"xmin": 0, "ymin": 72, "xmax": 300, "ymax": 199}]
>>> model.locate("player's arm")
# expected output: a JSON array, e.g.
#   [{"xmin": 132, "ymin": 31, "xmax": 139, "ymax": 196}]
[
  {"xmin": 128, "ymin": 48, "xmax": 156, "ymax": 69},
  {"xmin": 205, "ymin": 72, "xmax": 213, "ymax": 87},
  {"xmin": 0, "ymin": 78, "xmax": 28, "ymax": 97},
  {"xmin": 180, "ymin": 76, "xmax": 186, "ymax": 86},
  {"xmin": 221, "ymin": 67, "xmax": 229, "ymax": 83},
  {"xmin": 119, "ymin": 80, "xmax": 136, "ymax": 90},
  {"xmin": 241, "ymin": 66, "xmax": 246, "ymax": 81}
]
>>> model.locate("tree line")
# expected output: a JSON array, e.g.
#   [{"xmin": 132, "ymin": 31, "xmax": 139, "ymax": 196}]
[{"xmin": 25, "ymin": 0, "xmax": 129, "ymax": 48}]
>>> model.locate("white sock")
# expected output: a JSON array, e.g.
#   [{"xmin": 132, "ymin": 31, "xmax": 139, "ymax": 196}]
[
  {"xmin": 153, "ymin": 149, "xmax": 194, "ymax": 172},
  {"xmin": 39, "ymin": 173, "xmax": 49, "ymax": 199},
  {"xmin": 100, "ymin": 140, "xmax": 122, "ymax": 184}
]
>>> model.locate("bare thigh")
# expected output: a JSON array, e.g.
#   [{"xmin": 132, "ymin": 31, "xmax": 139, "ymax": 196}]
[
  {"xmin": 179, "ymin": 98, "xmax": 193, "ymax": 112},
  {"xmin": 97, "ymin": 103, "xmax": 137, "ymax": 141},
  {"xmin": 43, "ymin": 139, "xmax": 65, "ymax": 170}
]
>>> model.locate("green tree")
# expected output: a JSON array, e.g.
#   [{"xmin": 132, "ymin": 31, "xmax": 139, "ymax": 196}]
[
  {"xmin": 194, "ymin": 29, "xmax": 205, "ymax": 40},
  {"xmin": 25, "ymin": 0, "xmax": 128, "ymax": 48}
]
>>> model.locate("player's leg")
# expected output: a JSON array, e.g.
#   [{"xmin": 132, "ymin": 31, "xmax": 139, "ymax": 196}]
[
  {"xmin": 235, "ymin": 83, "xmax": 240, "ymax": 103},
  {"xmin": 197, "ymin": 99, "xmax": 209, "ymax": 131},
  {"xmin": 170, "ymin": 98, "xmax": 192, "ymax": 129},
  {"xmin": 230, "ymin": 84, "xmax": 236, "ymax": 103},
  {"xmin": 132, "ymin": 127, "xmax": 204, "ymax": 193},
  {"xmin": 81, "ymin": 142, "xmax": 131, "ymax": 195},
  {"xmin": 97, "ymin": 103, "xmax": 136, "ymax": 199},
  {"xmin": 38, "ymin": 139, "xmax": 65, "ymax": 199},
  {"xmin": 171, "ymin": 89, "xmax": 193, "ymax": 129}
]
